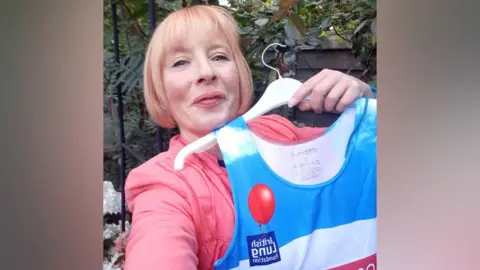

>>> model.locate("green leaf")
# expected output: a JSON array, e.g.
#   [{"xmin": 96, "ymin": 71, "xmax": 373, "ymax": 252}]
[
  {"xmin": 346, "ymin": 23, "xmax": 355, "ymax": 30},
  {"xmin": 353, "ymin": 20, "xmax": 367, "ymax": 35},
  {"xmin": 370, "ymin": 19, "xmax": 377, "ymax": 35},
  {"xmin": 318, "ymin": 30, "xmax": 328, "ymax": 38},
  {"xmin": 129, "ymin": 55, "xmax": 142, "ymax": 71},
  {"xmin": 285, "ymin": 18, "xmax": 301, "ymax": 40},
  {"xmin": 336, "ymin": 35, "xmax": 343, "ymax": 45},
  {"xmin": 239, "ymin": 26, "xmax": 254, "ymax": 35},
  {"xmin": 268, "ymin": 69, "xmax": 277, "ymax": 84},
  {"xmin": 365, "ymin": 0, "xmax": 376, "ymax": 8},
  {"xmin": 263, "ymin": 33, "xmax": 277, "ymax": 43},
  {"xmin": 254, "ymin": 18, "xmax": 269, "ymax": 27},
  {"xmin": 353, "ymin": 7, "xmax": 365, "ymax": 13},
  {"xmin": 320, "ymin": 17, "xmax": 330, "ymax": 29},
  {"xmin": 122, "ymin": 76, "xmax": 139, "ymax": 94},
  {"xmin": 350, "ymin": 19, "xmax": 361, "ymax": 25},
  {"xmin": 288, "ymin": 12, "xmax": 305, "ymax": 37},
  {"xmin": 117, "ymin": 69, "xmax": 130, "ymax": 86},
  {"xmin": 297, "ymin": 0, "xmax": 306, "ymax": 10}
]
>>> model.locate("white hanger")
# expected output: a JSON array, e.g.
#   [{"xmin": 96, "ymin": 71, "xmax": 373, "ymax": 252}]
[{"xmin": 173, "ymin": 43, "xmax": 310, "ymax": 171}]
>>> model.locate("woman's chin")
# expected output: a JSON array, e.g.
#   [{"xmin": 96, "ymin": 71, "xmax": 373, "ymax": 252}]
[
  {"xmin": 180, "ymin": 108, "xmax": 239, "ymax": 140},
  {"xmin": 197, "ymin": 114, "xmax": 234, "ymax": 132}
]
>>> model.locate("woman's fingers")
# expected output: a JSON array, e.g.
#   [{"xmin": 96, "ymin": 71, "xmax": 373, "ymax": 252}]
[
  {"xmin": 323, "ymin": 81, "xmax": 348, "ymax": 112},
  {"xmin": 288, "ymin": 70, "xmax": 328, "ymax": 107},
  {"xmin": 336, "ymin": 85, "xmax": 362, "ymax": 112},
  {"xmin": 288, "ymin": 69, "xmax": 367, "ymax": 113},
  {"xmin": 298, "ymin": 101, "xmax": 311, "ymax": 111},
  {"xmin": 309, "ymin": 74, "xmax": 339, "ymax": 113}
]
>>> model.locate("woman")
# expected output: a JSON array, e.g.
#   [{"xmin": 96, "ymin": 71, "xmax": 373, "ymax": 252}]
[{"xmin": 124, "ymin": 5, "xmax": 375, "ymax": 270}]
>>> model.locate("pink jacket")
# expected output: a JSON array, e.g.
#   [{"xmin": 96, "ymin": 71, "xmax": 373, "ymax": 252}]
[{"xmin": 124, "ymin": 115, "xmax": 324, "ymax": 270}]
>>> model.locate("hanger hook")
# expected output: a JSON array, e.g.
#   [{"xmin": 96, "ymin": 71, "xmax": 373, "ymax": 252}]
[{"xmin": 261, "ymin": 43, "xmax": 286, "ymax": 79}]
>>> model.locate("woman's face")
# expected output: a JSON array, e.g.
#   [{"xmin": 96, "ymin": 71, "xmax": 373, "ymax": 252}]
[{"xmin": 162, "ymin": 31, "xmax": 241, "ymax": 142}]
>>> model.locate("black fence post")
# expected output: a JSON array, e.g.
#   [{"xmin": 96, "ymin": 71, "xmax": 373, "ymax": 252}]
[
  {"xmin": 110, "ymin": 0, "xmax": 127, "ymax": 232},
  {"xmin": 109, "ymin": 0, "xmax": 163, "ymax": 233},
  {"xmin": 147, "ymin": 0, "xmax": 163, "ymax": 154}
]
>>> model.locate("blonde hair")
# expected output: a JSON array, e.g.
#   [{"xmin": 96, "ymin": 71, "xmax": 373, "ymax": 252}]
[{"xmin": 143, "ymin": 5, "xmax": 254, "ymax": 128}]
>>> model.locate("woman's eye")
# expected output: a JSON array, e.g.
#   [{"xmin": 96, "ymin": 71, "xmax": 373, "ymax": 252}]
[
  {"xmin": 212, "ymin": 55, "xmax": 228, "ymax": 61},
  {"xmin": 173, "ymin": 60, "xmax": 188, "ymax": 67}
]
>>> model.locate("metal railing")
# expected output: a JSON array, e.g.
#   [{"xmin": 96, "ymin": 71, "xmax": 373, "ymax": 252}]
[{"xmin": 110, "ymin": 0, "xmax": 162, "ymax": 232}]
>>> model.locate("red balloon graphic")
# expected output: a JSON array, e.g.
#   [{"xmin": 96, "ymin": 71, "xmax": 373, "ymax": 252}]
[{"xmin": 248, "ymin": 184, "xmax": 276, "ymax": 225}]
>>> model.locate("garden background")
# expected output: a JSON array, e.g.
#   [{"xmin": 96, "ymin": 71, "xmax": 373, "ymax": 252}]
[{"xmin": 102, "ymin": 0, "xmax": 376, "ymax": 269}]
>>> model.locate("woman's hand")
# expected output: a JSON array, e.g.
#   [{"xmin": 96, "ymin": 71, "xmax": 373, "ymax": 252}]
[{"xmin": 288, "ymin": 69, "xmax": 374, "ymax": 113}]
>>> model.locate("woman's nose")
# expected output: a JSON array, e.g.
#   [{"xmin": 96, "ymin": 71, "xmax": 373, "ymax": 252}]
[{"xmin": 195, "ymin": 60, "xmax": 216, "ymax": 85}]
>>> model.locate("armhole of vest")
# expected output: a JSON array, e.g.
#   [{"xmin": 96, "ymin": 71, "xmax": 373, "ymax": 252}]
[
  {"xmin": 357, "ymin": 98, "xmax": 377, "ymax": 152},
  {"xmin": 370, "ymin": 85, "xmax": 377, "ymax": 98},
  {"xmin": 347, "ymin": 98, "xmax": 375, "ymax": 153}
]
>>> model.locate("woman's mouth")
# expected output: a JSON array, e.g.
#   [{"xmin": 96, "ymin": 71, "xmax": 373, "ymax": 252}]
[{"xmin": 193, "ymin": 91, "xmax": 225, "ymax": 108}]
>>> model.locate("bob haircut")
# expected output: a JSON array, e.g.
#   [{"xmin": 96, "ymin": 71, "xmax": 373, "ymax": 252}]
[{"xmin": 143, "ymin": 5, "xmax": 254, "ymax": 128}]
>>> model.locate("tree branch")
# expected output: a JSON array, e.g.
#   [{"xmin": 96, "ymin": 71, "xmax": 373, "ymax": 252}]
[{"xmin": 332, "ymin": 26, "xmax": 353, "ymax": 43}]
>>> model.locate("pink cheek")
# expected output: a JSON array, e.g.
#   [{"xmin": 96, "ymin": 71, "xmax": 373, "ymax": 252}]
[
  {"xmin": 225, "ymin": 76, "xmax": 240, "ymax": 95},
  {"xmin": 165, "ymin": 81, "xmax": 191, "ymax": 104},
  {"xmin": 219, "ymin": 69, "xmax": 239, "ymax": 87}
]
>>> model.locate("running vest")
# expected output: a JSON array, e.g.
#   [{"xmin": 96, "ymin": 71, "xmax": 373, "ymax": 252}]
[{"xmin": 212, "ymin": 98, "xmax": 377, "ymax": 270}]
